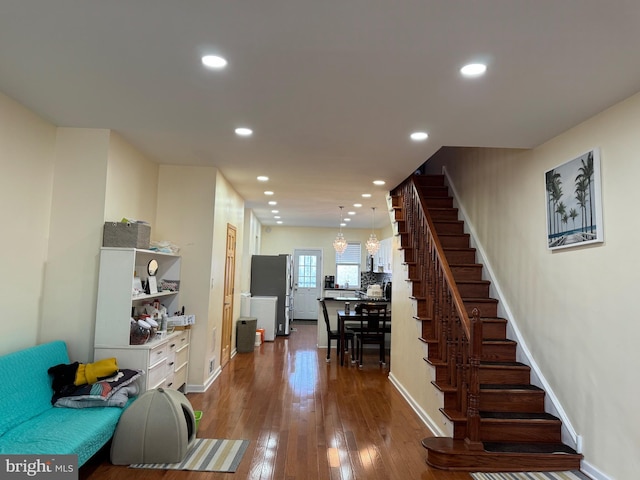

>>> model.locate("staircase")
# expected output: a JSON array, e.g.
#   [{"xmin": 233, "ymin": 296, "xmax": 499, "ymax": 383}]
[{"xmin": 391, "ymin": 174, "xmax": 583, "ymax": 472}]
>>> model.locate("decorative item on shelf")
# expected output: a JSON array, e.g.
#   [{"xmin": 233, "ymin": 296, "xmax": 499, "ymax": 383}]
[
  {"xmin": 365, "ymin": 207, "xmax": 380, "ymax": 256},
  {"xmin": 333, "ymin": 206, "xmax": 348, "ymax": 254},
  {"xmin": 159, "ymin": 279, "xmax": 180, "ymax": 292}
]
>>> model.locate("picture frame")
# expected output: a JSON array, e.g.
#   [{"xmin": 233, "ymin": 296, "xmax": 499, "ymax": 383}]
[
  {"xmin": 147, "ymin": 276, "xmax": 158, "ymax": 294},
  {"xmin": 545, "ymin": 148, "xmax": 603, "ymax": 250}
]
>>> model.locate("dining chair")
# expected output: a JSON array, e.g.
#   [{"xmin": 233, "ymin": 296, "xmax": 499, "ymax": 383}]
[
  {"xmin": 354, "ymin": 303, "xmax": 388, "ymax": 368},
  {"xmin": 320, "ymin": 299, "xmax": 354, "ymax": 363}
]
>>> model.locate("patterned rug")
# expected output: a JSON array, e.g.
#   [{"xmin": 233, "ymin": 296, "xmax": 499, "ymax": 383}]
[
  {"xmin": 131, "ymin": 438, "xmax": 250, "ymax": 473},
  {"xmin": 471, "ymin": 472, "xmax": 590, "ymax": 480}
]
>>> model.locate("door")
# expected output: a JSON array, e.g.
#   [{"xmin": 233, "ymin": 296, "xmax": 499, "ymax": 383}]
[
  {"xmin": 221, "ymin": 224, "xmax": 236, "ymax": 368},
  {"xmin": 293, "ymin": 249, "xmax": 322, "ymax": 320}
]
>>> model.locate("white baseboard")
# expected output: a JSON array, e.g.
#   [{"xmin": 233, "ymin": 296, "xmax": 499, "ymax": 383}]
[{"xmin": 388, "ymin": 372, "xmax": 447, "ymax": 437}]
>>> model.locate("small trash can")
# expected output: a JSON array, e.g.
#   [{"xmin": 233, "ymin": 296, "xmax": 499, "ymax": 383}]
[{"xmin": 237, "ymin": 317, "xmax": 257, "ymax": 353}]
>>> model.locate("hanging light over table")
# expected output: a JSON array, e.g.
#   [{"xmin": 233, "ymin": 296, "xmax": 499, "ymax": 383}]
[
  {"xmin": 333, "ymin": 206, "xmax": 348, "ymax": 254},
  {"xmin": 366, "ymin": 207, "xmax": 380, "ymax": 256}
]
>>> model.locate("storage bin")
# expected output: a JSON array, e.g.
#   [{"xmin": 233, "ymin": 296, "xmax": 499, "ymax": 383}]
[
  {"xmin": 236, "ymin": 317, "xmax": 257, "ymax": 353},
  {"xmin": 103, "ymin": 222, "xmax": 151, "ymax": 249}
]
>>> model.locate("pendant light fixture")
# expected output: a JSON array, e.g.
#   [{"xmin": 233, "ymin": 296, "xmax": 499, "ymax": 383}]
[
  {"xmin": 333, "ymin": 206, "xmax": 348, "ymax": 254},
  {"xmin": 365, "ymin": 207, "xmax": 380, "ymax": 256}
]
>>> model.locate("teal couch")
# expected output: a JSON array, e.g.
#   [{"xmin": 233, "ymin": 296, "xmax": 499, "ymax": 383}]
[{"xmin": 0, "ymin": 341, "xmax": 129, "ymax": 466}]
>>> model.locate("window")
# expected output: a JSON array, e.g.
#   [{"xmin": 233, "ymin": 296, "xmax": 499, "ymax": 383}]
[
  {"xmin": 336, "ymin": 242, "xmax": 360, "ymax": 288},
  {"xmin": 297, "ymin": 255, "xmax": 317, "ymax": 288}
]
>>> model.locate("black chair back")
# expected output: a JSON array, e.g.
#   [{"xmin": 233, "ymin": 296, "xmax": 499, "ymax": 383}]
[
  {"xmin": 359, "ymin": 303, "xmax": 388, "ymax": 334},
  {"xmin": 320, "ymin": 299, "xmax": 331, "ymax": 333}
]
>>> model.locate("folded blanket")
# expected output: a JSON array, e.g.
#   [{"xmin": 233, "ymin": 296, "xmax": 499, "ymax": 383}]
[
  {"xmin": 50, "ymin": 369, "xmax": 143, "ymax": 405},
  {"xmin": 55, "ymin": 383, "xmax": 139, "ymax": 408}
]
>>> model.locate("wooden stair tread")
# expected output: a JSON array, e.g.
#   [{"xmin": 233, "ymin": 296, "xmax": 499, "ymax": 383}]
[
  {"xmin": 483, "ymin": 442, "xmax": 579, "ymax": 455},
  {"xmin": 480, "ymin": 411, "xmax": 559, "ymax": 421},
  {"xmin": 421, "ymin": 437, "xmax": 582, "ymax": 471},
  {"xmin": 481, "ymin": 383, "xmax": 543, "ymax": 391}
]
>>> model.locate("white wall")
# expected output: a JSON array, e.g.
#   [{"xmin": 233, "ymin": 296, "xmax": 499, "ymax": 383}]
[
  {"xmin": 39, "ymin": 128, "xmax": 110, "ymax": 362},
  {"xmin": 156, "ymin": 165, "xmax": 217, "ymax": 389},
  {"xmin": 105, "ymin": 132, "xmax": 159, "ymax": 225},
  {"xmin": 260, "ymin": 225, "xmax": 386, "ymax": 276},
  {"xmin": 410, "ymin": 91, "xmax": 640, "ymax": 480},
  {"xmin": 0, "ymin": 93, "xmax": 56, "ymax": 355}
]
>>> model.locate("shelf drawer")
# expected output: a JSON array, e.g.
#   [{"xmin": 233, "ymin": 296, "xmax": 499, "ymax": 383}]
[
  {"xmin": 169, "ymin": 331, "xmax": 190, "ymax": 352},
  {"xmin": 175, "ymin": 345, "xmax": 189, "ymax": 370},
  {"xmin": 173, "ymin": 363, "xmax": 188, "ymax": 390},
  {"xmin": 164, "ymin": 372, "xmax": 176, "ymax": 389},
  {"xmin": 147, "ymin": 357, "xmax": 168, "ymax": 389},
  {"xmin": 149, "ymin": 343, "xmax": 169, "ymax": 366}
]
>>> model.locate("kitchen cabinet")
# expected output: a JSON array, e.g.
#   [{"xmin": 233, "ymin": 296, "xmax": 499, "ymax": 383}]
[
  {"xmin": 93, "ymin": 247, "xmax": 189, "ymax": 392},
  {"xmin": 376, "ymin": 238, "xmax": 393, "ymax": 273}
]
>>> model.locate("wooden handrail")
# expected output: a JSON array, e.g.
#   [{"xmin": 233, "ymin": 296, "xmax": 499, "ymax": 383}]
[{"xmin": 396, "ymin": 176, "xmax": 483, "ymax": 446}]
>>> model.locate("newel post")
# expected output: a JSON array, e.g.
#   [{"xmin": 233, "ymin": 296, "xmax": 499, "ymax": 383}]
[{"xmin": 465, "ymin": 308, "xmax": 483, "ymax": 450}]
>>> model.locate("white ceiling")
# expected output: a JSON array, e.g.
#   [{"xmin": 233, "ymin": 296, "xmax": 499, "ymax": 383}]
[{"xmin": 2, "ymin": 1, "xmax": 640, "ymax": 229}]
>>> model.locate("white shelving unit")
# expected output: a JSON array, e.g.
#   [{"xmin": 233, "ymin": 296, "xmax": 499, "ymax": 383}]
[{"xmin": 94, "ymin": 247, "xmax": 190, "ymax": 392}]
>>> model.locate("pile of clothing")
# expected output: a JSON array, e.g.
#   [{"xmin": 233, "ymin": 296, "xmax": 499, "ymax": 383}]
[{"xmin": 47, "ymin": 358, "xmax": 143, "ymax": 408}]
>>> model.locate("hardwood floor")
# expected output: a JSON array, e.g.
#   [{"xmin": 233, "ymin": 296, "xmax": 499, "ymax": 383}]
[{"xmin": 81, "ymin": 324, "xmax": 472, "ymax": 479}]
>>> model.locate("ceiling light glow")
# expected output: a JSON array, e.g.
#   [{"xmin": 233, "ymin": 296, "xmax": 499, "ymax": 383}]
[
  {"xmin": 410, "ymin": 131, "xmax": 429, "ymax": 141},
  {"xmin": 257, "ymin": 176, "xmax": 269, "ymax": 182},
  {"xmin": 353, "ymin": 203, "xmax": 362, "ymax": 208},
  {"xmin": 264, "ymin": 191, "xmax": 274, "ymax": 196},
  {"xmin": 271, "ymin": 210, "xmax": 279, "ymax": 213},
  {"xmin": 460, "ymin": 63, "xmax": 487, "ymax": 77},
  {"xmin": 268, "ymin": 201, "xmax": 277, "ymax": 206},
  {"xmin": 373, "ymin": 180, "xmax": 386, "ymax": 186},
  {"xmin": 201, "ymin": 55, "xmax": 228, "ymax": 69},
  {"xmin": 361, "ymin": 193, "xmax": 372, "ymax": 198},
  {"xmin": 235, "ymin": 127, "xmax": 253, "ymax": 136}
]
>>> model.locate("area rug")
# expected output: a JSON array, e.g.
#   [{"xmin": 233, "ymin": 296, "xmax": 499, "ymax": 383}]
[
  {"xmin": 471, "ymin": 472, "xmax": 589, "ymax": 480},
  {"xmin": 131, "ymin": 438, "xmax": 250, "ymax": 473}
]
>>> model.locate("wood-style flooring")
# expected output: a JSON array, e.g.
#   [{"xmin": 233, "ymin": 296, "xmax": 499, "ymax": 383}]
[{"xmin": 81, "ymin": 323, "xmax": 472, "ymax": 479}]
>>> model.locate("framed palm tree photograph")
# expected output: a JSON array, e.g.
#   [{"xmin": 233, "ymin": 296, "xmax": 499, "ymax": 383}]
[{"xmin": 545, "ymin": 148, "xmax": 603, "ymax": 250}]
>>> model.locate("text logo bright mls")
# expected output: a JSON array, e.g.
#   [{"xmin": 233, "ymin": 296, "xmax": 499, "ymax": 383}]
[{"xmin": 1, "ymin": 455, "xmax": 77, "ymax": 480}]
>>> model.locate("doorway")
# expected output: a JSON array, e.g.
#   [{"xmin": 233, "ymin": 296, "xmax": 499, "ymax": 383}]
[
  {"xmin": 292, "ymin": 249, "xmax": 322, "ymax": 320},
  {"xmin": 220, "ymin": 224, "xmax": 236, "ymax": 368}
]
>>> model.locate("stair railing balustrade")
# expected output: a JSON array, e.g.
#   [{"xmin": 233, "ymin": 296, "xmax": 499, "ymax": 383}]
[{"xmin": 397, "ymin": 177, "xmax": 483, "ymax": 448}]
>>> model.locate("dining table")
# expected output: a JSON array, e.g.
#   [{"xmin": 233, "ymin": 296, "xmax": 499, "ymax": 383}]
[{"xmin": 337, "ymin": 309, "xmax": 392, "ymax": 366}]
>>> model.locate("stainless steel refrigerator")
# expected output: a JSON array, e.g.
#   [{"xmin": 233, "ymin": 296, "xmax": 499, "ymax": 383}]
[{"xmin": 250, "ymin": 254, "xmax": 292, "ymax": 336}]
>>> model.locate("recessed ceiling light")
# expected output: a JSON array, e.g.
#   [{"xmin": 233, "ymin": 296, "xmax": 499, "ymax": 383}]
[
  {"xmin": 257, "ymin": 176, "xmax": 269, "ymax": 182},
  {"xmin": 348, "ymin": 211, "xmax": 356, "ymax": 215},
  {"xmin": 361, "ymin": 193, "xmax": 372, "ymax": 198},
  {"xmin": 353, "ymin": 203, "xmax": 362, "ymax": 208},
  {"xmin": 264, "ymin": 191, "xmax": 274, "ymax": 196},
  {"xmin": 235, "ymin": 127, "xmax": 253, "ymax": 136},
  {"xmin": 268, "ymin": 201, "xmax": 277, "ymax": 206},
  {"xmin": 460, "ymin": 63, "xmax": 487, "ymax": 77},
  {"xmin": 410, "ymin": 131, "xmax": 429, "ymax": 141},
  {"xmin": 271, "ymin": 210, "xmax": 279, "ymax": 213},
  {"xmin": 344, "ymin": 218, "xmax": 351, "ymax": 222},
  {"xmin": 276, "ymin": 221, "xmax": 283, "ymax": 224},
  {"xmin": 373, "ymin": 180, "xmax": 386, "ymax": 186},
  {"xmin": 340, "ymin": 222, "xmax": 346, "ymax": 227},
  {"xmin": 201, "ymin": 55, "xmax": 228, "ymax": 69},
  {"xmin": 274, "ymin": 216, "xmax": 281, "ymax": 219}
]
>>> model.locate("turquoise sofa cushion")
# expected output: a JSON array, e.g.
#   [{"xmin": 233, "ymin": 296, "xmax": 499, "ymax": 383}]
[
  {"xmin": 0, "ymin": 403, "xmax": 125, "ymax": 466},
  {"xmin": 0, "ymin": 340, "xmax": 69, "ymax": 437}
]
